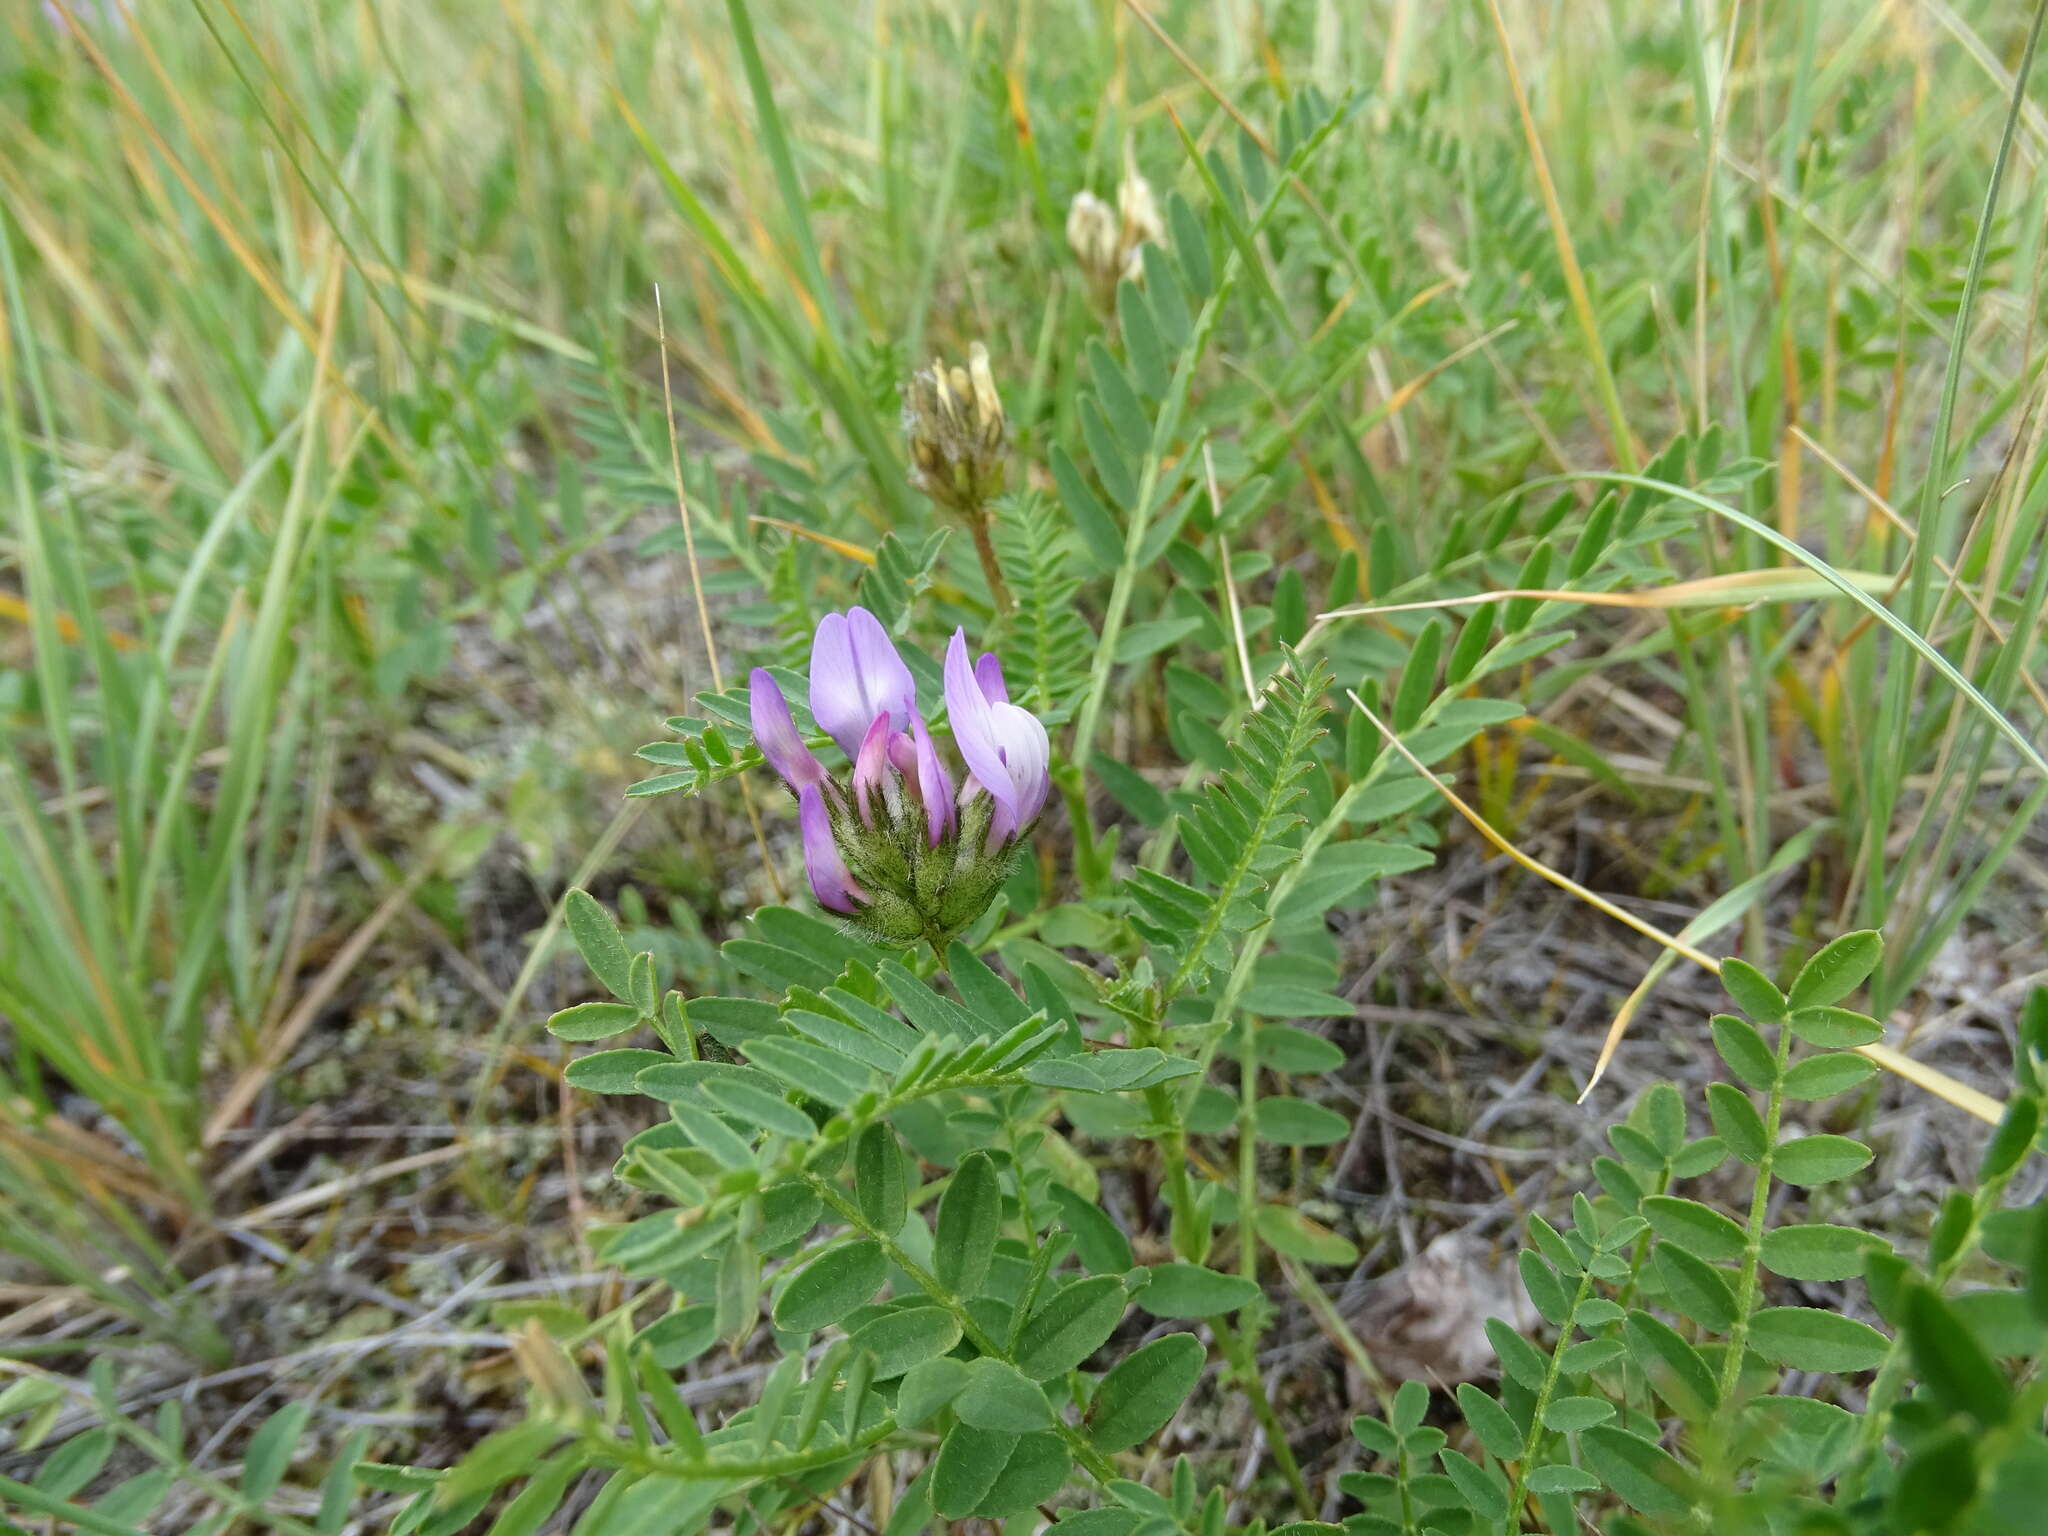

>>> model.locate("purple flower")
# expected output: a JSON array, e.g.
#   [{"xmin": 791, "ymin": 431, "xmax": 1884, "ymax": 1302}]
[
  {"xmin": 849, "ymin": 711, "xmax": 956, "ymax": 843},
  {"xmin": 748, "ymin": 669, "xmax": 825, "ymax": 791},
  {"xmin": 809, "ymin": 607, "xmax": 915, "ymax": 758},
  {"xmin": 797, "ymin": 784, "xmax": 863, "ymax": 915},
  {"xmin": 744, "ymin": 611, "xmax": 1045, "ymax": 941},
  {"xmin": 944, "ymin": 630, "xmax": 1050, "ymax": 846},
  {"xmin": 900, "ymin": 714, "xmax": 955, "ymax": 841}
]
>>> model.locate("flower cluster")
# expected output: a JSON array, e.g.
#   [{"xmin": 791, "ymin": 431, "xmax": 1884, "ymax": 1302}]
[
  {"xmin": 1066, "ymin": 171, "xmax": 1166, "ymax": 311},
  {"xmin": 749, "ymin": 609, "xmax": 1050, "ymax": 948}
]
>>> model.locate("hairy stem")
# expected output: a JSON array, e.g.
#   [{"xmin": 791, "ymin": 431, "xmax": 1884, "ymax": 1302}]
[
  {"xmin": 1212, "ymin": 1316, "xmax": 1316, "ymax": 1519},
  {"xmin": 1719, "ymin": 1023, "xmax": 1795, "ymax": 1404},
  {"xmin": 965, "ymin": 509, "xmax": 1013, "ymax": 613},
  {"xmin": 1502, "ymin": 1263, "xmax": 1600, "ymax": 1531}
]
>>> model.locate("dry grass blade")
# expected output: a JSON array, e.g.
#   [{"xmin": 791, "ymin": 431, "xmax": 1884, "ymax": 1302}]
[
  {"xmin": 1582, "ymin": 823, "xmax": 1831, "ymax": 1100},
  {"xmin": 1481, "ymin": 0, "xmax": 1638, "ymax": 470},
  {"xmin": 656, "ymin": 285, "xmax": 782, "ymax": 900},
  {"xmin": 1209, "ymin": 444, "xmax": 1258, "ymax": 708},
  {"xmin": 1346, "ymin": 690, "xmax": 2007, "ymax": 1126},
  {"xmin": 748, "ymin": 515, "xmax": 879, "ymax": 566},
  {"xmin": 1320, "ymin": 566, "xmax": 1897, "ymax": 621}
]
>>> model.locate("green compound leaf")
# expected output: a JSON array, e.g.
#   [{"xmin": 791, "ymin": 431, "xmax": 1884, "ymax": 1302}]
[
  {"xmin": 700, "ymin": 1076, "xmax": 813, "ymax": 1140},
  {"xmin": 564, "ymin": 889, "xmax": 633, "ymax": 1000},
  {"xmin": 1488, "ymin": 1317, "xmax": 1548, "ymax": 1389},
  {"xmin": 1787, "ymin": 930, "xmax": 1883, "ymax": 1010},
  {"xmin": 1454, "ymin": 1384, "xmax": 1522, "ymax": 1462},
  {"xmin": 240, "ymin": 1402, "xmax": 311, "ymax": 1502},
  {"xmin": 953, "ymin": 1359, "xmax": 1055, "ymax": 1432},
  {"xmin": 1439, "ymin": 1448, "xmax": 1508, "ymax": 1520},
  {"xmin": 772, "ymin": 1239, "xmax": 887, "ymax": 1333},
  {"xmin": 1053, "ymin": 1513, "xmax": 1143, "ymax": 1536},
  {"xmin": 635, "ymin": 1304, "xmax": 717, "ymax": 1370},
  {"xmin": 1526, "ymin": 1464, "xmax": 1601, "ymax": 1494},
  {"xmin": 1016, "ymin": 1276, "xmax": 1127, "ymax": 1380},
  {"xmin": 1748, "ymin": 1307, "xmax": 1891, "ymax": 1372},
  {"xmin": 896, "ymin": 1357, "xmax": 969, "ymax": 1429},
  {"xmin": 853, "ymin": 1124, "xmax": 908, "ymax": 1237},
  {"xmin": 1903, "ymin": 1284, "xmax": 2013, "ymax": 1427},
  {"xmin": 1759, "ymin": 1224, "xmax": 1890, "ymax": 1283},
  {"xmin": 1981, "ymin": 1096, "xmax": 2043, "ymax": 1184},
  {"xmin": 1654, "ymin": 1245, "xmax": 1738, "ymax": 1333},
  {"xmin": 1785, "ymin": 1006, "xmax": 1884, "ymax": 1049},
  {"xmin": 1640, "ymin": 1083, "xmax": 1688, "ymax": 1157},
  {"xmin": 1048, "ymin": 1184, "xmax": 1133, "ymax": 1276},
  {"xmin": 1772, "ymin": 1135, "xmax": 1873, "ymax": 1187},
  {"xmin": 974, "ymin": 1432, "xmax": 1072, "ymax": 1518},
  {"xmin": 1719, "ymin": 957, "xmax": 1786, "ymax": 1023},
  {"xmin": 1743, "ymin": 1397, "xmax": 1859, "ymax": 1478},
  {"xmin": 1581, "ymin": 1425, "xmax": 1697, "ymax": 1517},
  {"xmin": 1518, "ymin": 1250, "xmax": 1571, "ymax": 1327},
  {"xmin": 1542, "ymin": 1396, "xmax": 1616, "ymax": 1432},
  {"xmin": 1254, "ymin": 1096, "xmax": 1351, "ymax": 1146},
  {"xmin": 1780, "ymin": 1053, "xmax": 1877, "ymax": 1101},
  {"xmin": 932, "ymin": 1421, "xmax": 1016, "ymax": 1519},
  {"xmin": 850, "ymin": 1306, "xmax": 960, "ymax": 1380},
  {"xmin": 1624, "ymin": 1310, "xmax": 1719, "ymax": 1418},
  {"xmin": 1892, "ymin": 1431, "xmax": 1979, "ymax": 1534},
  {"xmin": 1641, "ymin": 1196, "xmax": 1748, "ymax": 1264},
  {"xmin": 564, "ymin": 1049, "xmax": 669, "ymax": 1095},
  {"xmin": 1255, "ymin": 1024, "xmax": 1348, "ymax": 1073},
  {"xmin": 1705, "ymin": 1083, "xmax": 1766, "ymax": 1165},
  {"xmin": 934, "ymin": 1152, "xmax": 1002, "ymax": 1299},
  {"xmin": 1088, "ymin": 1332, "xmax": 1207, "ymax": 1451},
  {"xmin": 546, "ymin": 1001, "xmax": 643, "ymax": 1042},
  {"xmin": 1133, "ymin": 1263, "xmax": 1261, "ymax": 1319},
  {"xmin": 1255, "ymin": 1205, "xmax": 1359, "ymax": 1266},
  {"xmin": 1709, "ymin": 1014, "xmax": 1777, "ymax": 1090}
]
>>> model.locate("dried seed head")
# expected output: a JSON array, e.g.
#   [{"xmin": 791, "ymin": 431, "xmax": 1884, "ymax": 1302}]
[
  {"xmin": 1068, "ymin": 172, "xmax": 1166, "ymax": 309},
  {"xmin": 1116, "ymin": 173, "xmax": 1165, "ymax": 267},
  {"xmin": 1066, "ymin": 191, "xmax": 1122, "ymax": 284},
  {"xmin": 901, "ymin": 342, "xmax": 1008, "ymax": 517}
]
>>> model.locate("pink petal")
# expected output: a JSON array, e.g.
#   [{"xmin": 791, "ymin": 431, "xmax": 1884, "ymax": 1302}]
[
  {"xmin": 851, "ymin": 713, "xmax": 893, "ymax": 825},
  {"xmin": 748, "ymin": 669, "xmax": 824, "ymax": 790},
  {"xmin": 975, "ymin": 652, "xmax": 1009, "ymax": 705},
  {"xmin": 987, "ymin": 701, "xmax": 1051, "ymax": 824},
  {"xmin": 797, "ymin": 784, "xmax": 862, "ymax": 915},
  {"xmin": 809, "ymin": 607, "xmax": 916, "ymax": 758},
  {"xmin": 909, "ymin": 712, "xmax": 956, "ymax": 844},
  {"xmin": 945, "ymin": 629, "xmax": 1017, "ymax": 823}
]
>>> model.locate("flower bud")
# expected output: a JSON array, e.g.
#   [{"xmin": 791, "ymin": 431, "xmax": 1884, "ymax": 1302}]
[{"xmin": 901, "ymin": 342, "xmax": 1008, "ymax": 518}]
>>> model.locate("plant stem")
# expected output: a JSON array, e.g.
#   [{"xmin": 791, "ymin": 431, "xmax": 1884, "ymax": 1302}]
[
  {"xmin": 1213, "ymin": 1316, "xmax": 1316, "ymax": 1519},
  {"xmin": 1718, "ymin": 1022, "xmax": 1794, "ymax": 1404},
  {"xmin": 601, "ymin": 1417, "xmax": 901, "ymax": 1481},
  {"xmin": 966, "ymin": 509, "xmax": 1013, "ymax": 613},
  {"xmin": 1501, "ymin": 1264, "xmax": 1600, "ymax": 1531},
  {"xmin": 1053, "ymin": 762, "xmax": 1104, "ymax": 896}
]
